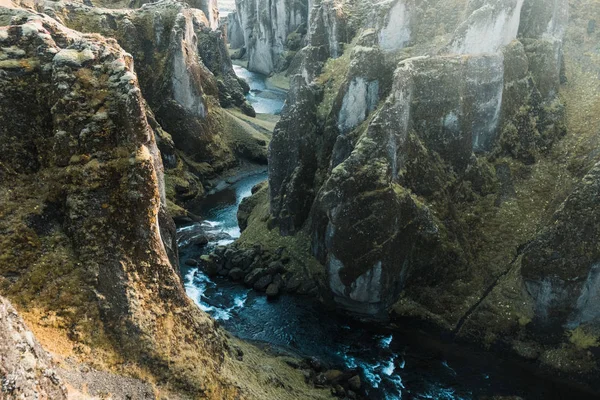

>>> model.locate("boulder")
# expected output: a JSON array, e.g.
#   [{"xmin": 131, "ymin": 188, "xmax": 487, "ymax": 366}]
[
  {"xmin": 228, "ymin": 268, "xmax": 245, "ymax": 281},
  {"xmin": 266, "ymin": 283, "xmax": 280, "ymax": 298},
  {"xmin": 347, "ymin": 375, "xmax": 361, "ymax": 391},
  {"xmin": 244, "ymin": 267, "xmax": 268, "ymax": 286},
  {"xmin": 254, "ymin": 275, "xmax": 273, "ymax": 291}
]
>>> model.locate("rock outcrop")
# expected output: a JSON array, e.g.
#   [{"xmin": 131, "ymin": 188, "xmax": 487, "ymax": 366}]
[
  {"xmin": 226, "ymin": 10, "xmax": 244, "ymax": 49},
  {"xmin": 27, "ymin": 0, "xmax": 269, "ymax": 211},
  {"xmin": 0, "ymin": 4, "xmax": 338, "ymax": 398},
  {"xmin": 0, "ymin": 8, "xmax": 233, "ymax": 395},
  {"xmin": 233, "ymin": 0, "xmax": 309, "ymax": 75},
  {"xmin": 237, "ymin": 0, "xmax": 600, "ymax": 388}
]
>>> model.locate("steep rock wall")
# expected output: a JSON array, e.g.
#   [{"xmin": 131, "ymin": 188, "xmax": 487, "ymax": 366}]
[
  {"xmin": 0, "ymin": 10, "xmax": 235, "ymax": 396},
  {"xmin": 239, "ymin": 0, "xmax": 600, "ymax": 385},
  {"xmin": 235, "ymin": 0, "xmax": 309, "ymax": 74}
]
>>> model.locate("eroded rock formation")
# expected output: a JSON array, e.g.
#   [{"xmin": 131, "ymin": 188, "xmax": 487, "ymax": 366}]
[
  {"xmin": 0, "ymin": 297, "xmax": 68, "ymax": 400},
  {"xmin": 0, "ymin": 6, "xmax": 332, "ymax": 399},
  {"xmin": 233, "ymin": 0, "xmax": 309, "ymax": 75},
  {"xmin": 237, "ymin": 0, "xmax": 600, "ymax": 387}
]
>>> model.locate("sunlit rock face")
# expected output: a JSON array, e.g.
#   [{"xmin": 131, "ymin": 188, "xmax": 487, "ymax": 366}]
[
  {"xmin": 0, "ymin": 297, "xmax": 68, "ymax": 400},
  {"xmin": 235, "ymin": 0, "xmax": 309, "ymax": 75},
  {"xmin": 41, "ymin": 0, "xmax": 253, "ymax": 177},
  {"xmin": 269, "ymin": 0, "xmax": 570, "ymax": 317},
  {"xmin": 377, "ymin": 0, "xmax": 411, "ymax": 51},
  {"xmin": 0, "ymin": 10, "xmax": 232, "ymax": 395}
]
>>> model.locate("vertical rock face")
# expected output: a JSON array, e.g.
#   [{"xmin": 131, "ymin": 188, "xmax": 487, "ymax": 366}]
[
  {"xmin": 267, "ymin": 0, "xmax": 572, "ymax": 326},
  {"xmin": 235, "ymin": 0, "xmax": 309, "ymax": 74},
  {"xmin": 226, "ymin": 10, "xmax": 245, "ymax": 48},
  {"xmin": 44, "ymin": 1, "xmax": 250, "ymax": 169},
  {"xmin": 0, "ymin": 10, "xmax": 232, "ymax": 396},
  {"xmin": 521, "ymin": 162, "xmax": 600, "ymax": 333}
]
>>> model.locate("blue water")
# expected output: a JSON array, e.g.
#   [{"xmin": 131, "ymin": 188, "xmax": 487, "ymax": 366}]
[
  {"xmin": 234, "ymin": 65, "xmax": 287, "ymax": 115},
  {"xmin": 175, "ymin": 173, "xmax": 588, "ymax": 400}
]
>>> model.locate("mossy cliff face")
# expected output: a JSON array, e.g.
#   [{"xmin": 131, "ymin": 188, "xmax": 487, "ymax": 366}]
[
  {"xmin": 234, "ymin": 0, "xmax": 309, "ymax": 75},
  {"xmin": 0, "ymin": 7, "xmax": 337, "ymax": 399},
  {"xmin": 0, "ymin": 10, "xmax": 233, "ymax": 396},
  {"xmin": 98, "ymin": 0, "xmax": 220, "ymax": 30},
  {"xmin": 33, "ymin": 0, "xmax": 263, "ymax": 211},
  {"xmin": 236, "ymin": 0, "xmax": 599, "ymax": 385}
]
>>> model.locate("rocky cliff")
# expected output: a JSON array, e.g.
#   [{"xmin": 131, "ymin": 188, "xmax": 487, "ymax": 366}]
[
  {"xmin": 39, "ymin": 0, "xmax": 266, "ymax": 202},
  {"xmin": 236, "ymin": 0, "xmax": 600, "ymax": 388},
  {"xmin": 232, "ymin": 0, "xmax": 309, "ymax": 75},
  {"xmin": 0, "ymin": 4, "xmax": 334, "ymax": 399}
]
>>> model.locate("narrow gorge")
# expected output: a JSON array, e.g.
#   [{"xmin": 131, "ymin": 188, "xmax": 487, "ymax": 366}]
[{"xmin": 1, "ymin": 0, "xmax": 600, "ymax": 399}]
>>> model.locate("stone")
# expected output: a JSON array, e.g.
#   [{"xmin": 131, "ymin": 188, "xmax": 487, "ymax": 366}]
[
  {"xmin": 244, "ymin": 268, "xmax": 267, "ymax": 286},
  {"xmin": 333, "ymin": 384, "xmax": 345, "ymax": 397},
  {"xmin": 285, "ymin": 275, "xmax": 303, "ymax": 292},
  {"xmin": 347, "ymin": 375, "xmax": 361, "ymax": 391},
  {"xmin": 228, "ymin": 268, "xmax": 245, "ymax": 281},
  {"xmin": 267, "ymin": 261, "xmax": 285, "ymax": 274},
  {"xmin": 192, "ymin": 235, "xmax": 209, "ymax": 247},
  {"xmin": 308, "ymin": 357, "xmax": 324, "ymax": 372},
  {"xmin": 254, "ymin": 275, "xmax": 273, "ymax": 292},
  {"xmin": 266, "ymin": 283, "xmax": 280, "ymax": 298},
  {"xmin": 185, "ymin": 259, "xmax": 198, "ymax": 267},
  {"xmin": 323, "ymin": 369, "xmax": 343, "ymax": 383}
]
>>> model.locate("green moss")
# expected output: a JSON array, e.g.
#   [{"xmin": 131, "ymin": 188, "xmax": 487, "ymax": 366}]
[
  {"xmin": 315, "ymin": 39, "xmax": 356, "ymax": 120},
  {"xmin": 569, "ymin": 327, "xmax": 600, "ymax": 350}
]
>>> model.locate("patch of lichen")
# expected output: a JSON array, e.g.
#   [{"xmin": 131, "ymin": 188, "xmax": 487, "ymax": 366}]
[{"xmin": 540, "ymin": 345, "xmax": 598, "ymax": 375}]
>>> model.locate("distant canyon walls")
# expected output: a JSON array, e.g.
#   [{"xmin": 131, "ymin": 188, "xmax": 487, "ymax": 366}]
[{"xmin": 228, "ymin": 0, "xmax": 309, "ymax": 75}]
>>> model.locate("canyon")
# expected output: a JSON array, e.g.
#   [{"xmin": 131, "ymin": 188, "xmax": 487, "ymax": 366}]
[{"xmin": 1, "ymin": 0, "xmax": 600, "ymax": 399}]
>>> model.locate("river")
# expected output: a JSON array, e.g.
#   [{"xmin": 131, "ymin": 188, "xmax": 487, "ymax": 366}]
[
  {"xmin": 233, "ymin": 65, "xmax": 287, "ymax": 115},
  {"xmin": 174, "ymin": 65, "xmax": 586, "ymax": 400}
]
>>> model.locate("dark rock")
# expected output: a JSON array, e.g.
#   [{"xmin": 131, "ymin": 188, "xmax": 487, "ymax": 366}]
[
  {"xmin": 228, "ymin": 268, "xmax": 245, "ymax": 281},
  {"xmin": 348, "ymin": 375, "xmax": 361, "ymax": 391},
  {"xmin": 267, "ymin": 261, "xmax": 285, "ymax": 274},
  {"xmin": 333, "ymin": 384, "xmax": 345, "ymax": 397},
  {"xmin": 297, "ymin": 280, "xmax": 316, "ymax": 295},
  {"xmin": 323, "ymin": 369, "xmax": 343, "ymax": 383},
  {"xmin": 185, "ymin": 259, "xmax": 198, "ymax": 267},
  {"xmin": 192, "ymin": 235, "xmax": 209, "ymax": 247},
  {"xmin": 200, "ymin": 255, "xmax": 219, "ymax": 277},
  {"xmin": 214, "ymin": 246, "xmax": 227, "ymax": 257},
  {"xmin": 308, "ymin": 357, "xmax": 324, "ymax": 372},
  {"xmin": 244, "ymin": 268, "xmax": 267, "ymax": 286},
  {"xmin": 235, "ymin": 346, "xmax": 244, "ymax": 361},
  {"xmin": 314, "ymin": 373, "xmax": 327, "ymax": 387},
  {"xmin": 285, "ymin": 275, "xmax": 303, "ymax": 292},
  {"xmin": 266, "ymin": 283, "xmax": 280, "ymax": 298},
  {"xmin": 241, "ymin": 101, "xmax": 257, "ymax": 117},
  {"xmin": 237, "ymin": 77, "xmax": 251, "ymax": 94},
  {"xmin": 254, "ymin": 275, "xmax": 273, "ymax": 291},
  {"xmin": 272, "ymin": 273, "xmax": 284, "ymax": 287}
]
